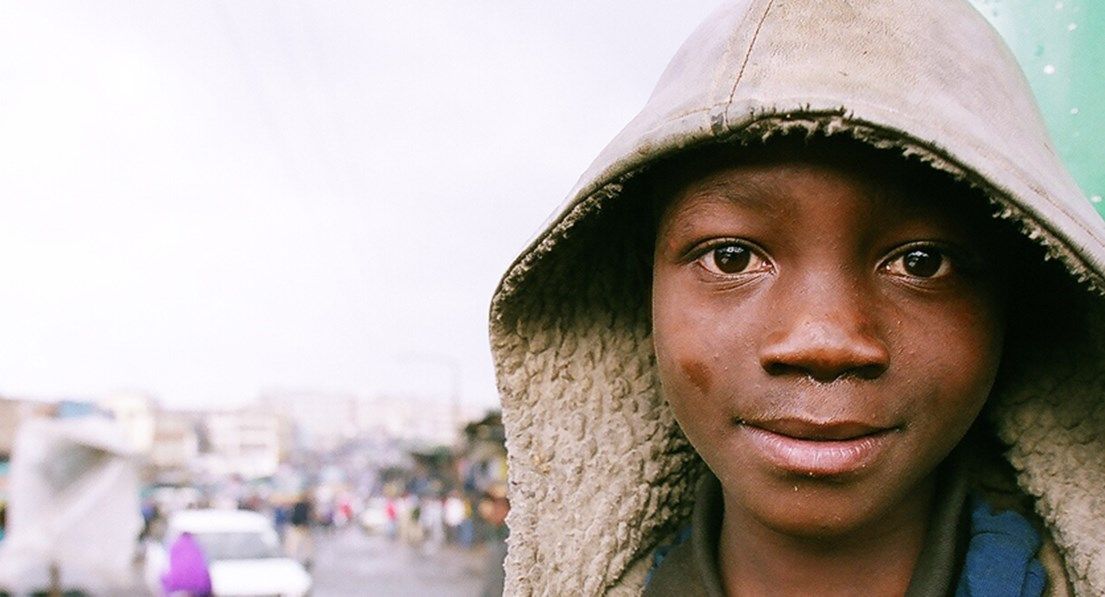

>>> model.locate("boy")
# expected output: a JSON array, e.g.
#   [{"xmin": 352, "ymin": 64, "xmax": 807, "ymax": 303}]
[{"xmin": 490, "ymin": 1, "xmax": 1105, "ymax": 595}]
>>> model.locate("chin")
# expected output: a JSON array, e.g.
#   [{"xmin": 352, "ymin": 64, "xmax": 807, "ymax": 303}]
[
  {"xmin": 732, "ymin": 478, "xmax": 892, "ymax": 543},
  {"xmin": 767, "ymin": 501, "xmax": 871, "ymax": 540}
]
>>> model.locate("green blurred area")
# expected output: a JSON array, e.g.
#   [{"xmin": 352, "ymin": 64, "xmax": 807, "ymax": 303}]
[{"xmin": 970, "ymin": 0, "xmax": 1104, "ymax": 216}]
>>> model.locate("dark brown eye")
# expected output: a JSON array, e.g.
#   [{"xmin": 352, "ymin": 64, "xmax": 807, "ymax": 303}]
[
  {"xmin": 714, "ymin": 245, "xmax": 751, "ymax": 273},
  {"xmin": 886, "ymin": 247, "xmax": 951, "ymax": 279},
  {"xmin": 698, "ymin": 243, "xmax": 769, "ymax": 275},
  {"xmin": 904, "ymin": 250, "xmax": 941, "ymax": 277}
]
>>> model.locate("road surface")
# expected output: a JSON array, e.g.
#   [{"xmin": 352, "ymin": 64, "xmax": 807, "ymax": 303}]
[{"xmin": 311, "ymin": 526, "xmax": 495, "ymax": 597}]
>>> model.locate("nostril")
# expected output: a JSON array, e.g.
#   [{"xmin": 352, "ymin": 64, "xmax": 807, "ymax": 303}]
[
  {"xmin": 853, "ymin": 363, "xmax": 887, "ymax": 381},
  {"xmin": 763, "ymin": 359, "xmax": 887, "ymax": 382},
  {"xmin": 759, "ymin": 338, "xmax": 890, "ymax": 382},
  {"xmin": 763, "ymin": 362, "xmax": 797, "ymax": 378}
]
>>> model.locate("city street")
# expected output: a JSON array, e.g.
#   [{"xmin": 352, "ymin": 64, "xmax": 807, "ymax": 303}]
[
  {"xmin": 311, "ymin": 527, "xmax": 493, "ymax": 597},
  {"xmin": 118, "ymin": 526, "xmax": 495, "ymax": 596}
]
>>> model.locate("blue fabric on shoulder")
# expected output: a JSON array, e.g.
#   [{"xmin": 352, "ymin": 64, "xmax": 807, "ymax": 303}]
[
  {"xmin": 645, "ymin": 524, "xmax": 692, "ymax": 585},
  {"xmin": 955, "ymin": 496, "xmax": 1046, "ymax": 597}
]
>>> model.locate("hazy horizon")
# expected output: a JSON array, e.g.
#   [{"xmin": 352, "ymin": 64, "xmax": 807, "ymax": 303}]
[{"xmin": 0, "ymin": 1, "xmax": 721, "ymax": 411}]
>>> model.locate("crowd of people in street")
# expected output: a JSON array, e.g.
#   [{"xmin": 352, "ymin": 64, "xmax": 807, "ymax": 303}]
[
  {"xmin": 133, "ymin": 411, "xmax": 510, "ymax": 595},
  {"xmin": 135, "ymin": 453, "xmax": 510, "ymax": 596}
]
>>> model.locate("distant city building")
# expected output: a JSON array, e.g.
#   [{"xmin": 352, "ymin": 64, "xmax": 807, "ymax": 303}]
[
  {"xmin": 200, "ymin": 408, "xmax": 283, "ymax": 480},
  {"xmin": 458, "ymin": 411, "xmax": 507, "ymax": 495},
  {"xmin": 260, "ymin": 390, "xmax": 480, "ymax": 450},
  {"xmin": 0, "ymin": 399, "xmax": 25, "ymax": 459},
  {"xmin": 378, "ymin": 393, "xmax": 465, "ymax": 446},
  {"xmin": 98, "ymin": 392, "xmax": 157, "ymax": 453},
  {"xmin": 0, "ymin": 398, "xmax": 68, "ymax": 458},
  {"xmin": 259, "ymin": 391, "xmax": 361, "ymax": 452},
  {"xmin": 148, "ymin": 411, "xmax": 200, "ymax": 476}
]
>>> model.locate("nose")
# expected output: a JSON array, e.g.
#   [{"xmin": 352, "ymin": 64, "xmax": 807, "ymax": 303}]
[{"xmin": 758, "ymin": 277, "xmax": 890, "ymax": 382}]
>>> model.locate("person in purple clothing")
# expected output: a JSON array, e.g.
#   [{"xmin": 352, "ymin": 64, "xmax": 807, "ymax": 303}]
[{"xmin": 161, "ymin": 532, "xmax": 212, "ymax": 597}]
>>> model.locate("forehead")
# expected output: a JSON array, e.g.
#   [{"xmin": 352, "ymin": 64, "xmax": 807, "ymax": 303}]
[
  {"xmin": 680, "ymin": 161, "xmax": 888, "ymax": 206},
  {"xmin": 653, "ymin": 141, "xmax": 992, "ymax": 240},
  {"xmin": 671, "ymin": 161, "xmax": 948, "ymax": 219}
]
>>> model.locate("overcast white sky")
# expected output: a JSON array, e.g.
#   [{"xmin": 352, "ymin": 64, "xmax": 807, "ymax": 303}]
[
  {"xmin": 1, "ymin": 1, "xmax": 1093, "ymax": 415},
  {"xmin": 0, "ymin": 1, "xmax": 722, "ymax": 411}
]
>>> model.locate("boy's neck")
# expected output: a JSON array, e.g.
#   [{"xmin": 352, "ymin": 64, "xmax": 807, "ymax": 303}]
[{"xmin": 718, "ymin": 476, "xmax": 937, "ymax": 597}]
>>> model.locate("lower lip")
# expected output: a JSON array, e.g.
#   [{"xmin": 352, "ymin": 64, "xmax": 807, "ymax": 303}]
[{"xmin": 741, "ymin": 425, "xmax": 894, "ymax": 477}]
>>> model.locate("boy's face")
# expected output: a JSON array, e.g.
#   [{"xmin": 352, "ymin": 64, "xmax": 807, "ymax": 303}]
[{"xmin": 651, "ymin": 156, "xmax": 1005, "ymax": 539}]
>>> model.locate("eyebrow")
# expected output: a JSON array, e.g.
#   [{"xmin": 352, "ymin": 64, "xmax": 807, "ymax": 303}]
[
  {"xmin": 681, "ymin": 174, "xmax": 783, "ymax": 214},
  {"xmin": 657, "ymin": 174, "xmax": 783, "ymax": 248},
  {"xmin": 686, "ymin": 168, "xmax": 915, "ymax": 216}
]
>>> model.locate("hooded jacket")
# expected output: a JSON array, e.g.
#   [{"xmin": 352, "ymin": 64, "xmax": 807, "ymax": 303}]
[{"xmin": 489, "ymin": 1, "xmax": 1105, "ymax": 595}]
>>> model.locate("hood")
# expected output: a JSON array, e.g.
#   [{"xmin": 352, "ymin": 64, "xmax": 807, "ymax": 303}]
[{"xmin": 490, "ymin": 1, "xmax": 1105, "ymax": 595}]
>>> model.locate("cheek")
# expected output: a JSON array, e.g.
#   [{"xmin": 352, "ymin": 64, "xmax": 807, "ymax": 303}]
[
  {"xmin": 652, "ymin": 273, "xmax": 749, "ymax": 431},
  {"xmin": 653, "ymin": 303, "xmax": 701, "ymax": 412},
  {"xmin": 680, "ymin": 359, "xmax": 714, "ymax": 394},
  {"xmin": 900, "ymin": 292, "xmax": 1005, "ymax": 426},
  {"xmin": 652, "ymin": 276, "xmax": 706, "ymax": 415},
  {"xmin": 943, "ymin": 292, "xmax": 1005, "ymax": 383},
  {"xmin": 651, "ymin": 264, "xmax": 770, "ymax": 393}
]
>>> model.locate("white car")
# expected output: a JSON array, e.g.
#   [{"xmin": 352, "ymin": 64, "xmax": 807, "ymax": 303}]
[{"xmin": 145, "ymin": 508, "xmax": 312, "ymax": 597}]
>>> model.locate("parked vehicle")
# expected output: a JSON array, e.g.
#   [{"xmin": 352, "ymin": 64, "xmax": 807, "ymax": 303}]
[{"xmin": 145, "ymin": 508, "xmax": 312, "ymax": 597}]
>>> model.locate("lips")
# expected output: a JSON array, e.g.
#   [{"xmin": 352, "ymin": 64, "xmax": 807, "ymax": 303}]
[{"xmin": 737, "ymin": 417, "xmax": 898, "ymax": 477}]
